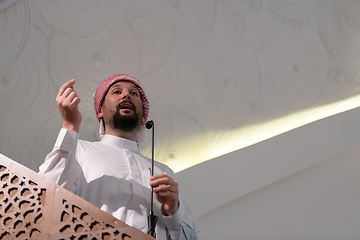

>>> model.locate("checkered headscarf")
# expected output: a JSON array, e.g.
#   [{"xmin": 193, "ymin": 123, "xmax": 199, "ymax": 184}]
[{"xmin": 93, "ymin": 73, "xmax": 150, "ymax": 127}]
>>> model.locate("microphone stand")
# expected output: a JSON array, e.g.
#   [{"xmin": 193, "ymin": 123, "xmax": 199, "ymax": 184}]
[{"xmin": 146, "ymin": 120, "xmax": 158, "ymax": 238}]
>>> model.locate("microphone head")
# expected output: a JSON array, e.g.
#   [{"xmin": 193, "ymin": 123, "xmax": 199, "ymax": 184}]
[{"xmin": 146, "ymin": 120, "xmax": 154, "ymax": 129}]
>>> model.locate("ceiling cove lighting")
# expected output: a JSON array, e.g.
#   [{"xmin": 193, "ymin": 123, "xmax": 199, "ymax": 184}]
[{"xmin": 171, "ymin": 95, "xmax": 360, "ymax": 173}]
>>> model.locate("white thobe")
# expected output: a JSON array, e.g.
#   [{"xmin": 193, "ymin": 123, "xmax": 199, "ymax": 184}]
[{"xmin": 39, "ymin": 129, "xmax": 198, "ymax": 240}]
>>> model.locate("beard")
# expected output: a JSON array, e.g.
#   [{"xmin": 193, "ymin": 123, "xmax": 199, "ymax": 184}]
[{"xmin": 111, "ymin": 104, "xmax": 141, "ymax": 132}]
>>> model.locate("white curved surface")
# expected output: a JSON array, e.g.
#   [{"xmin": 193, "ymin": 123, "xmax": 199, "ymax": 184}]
[{"xmin": 1, "ymin": 1, "xmax": 360, "ymax": 238}]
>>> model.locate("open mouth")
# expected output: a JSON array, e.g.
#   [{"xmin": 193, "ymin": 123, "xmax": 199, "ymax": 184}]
[{"xmin": 119, "ymin": 102, "xmax": 135, "ymax": 111}]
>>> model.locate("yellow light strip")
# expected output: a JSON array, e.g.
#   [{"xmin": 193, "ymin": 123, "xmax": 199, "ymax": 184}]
[{"xmin": 172, "ymin": 95, "xmax": 360, "ymax": 173}]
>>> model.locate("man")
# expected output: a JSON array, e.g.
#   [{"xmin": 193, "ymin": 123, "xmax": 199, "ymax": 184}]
[{"xmin": 39, "ymin": 74, "xmax": 199, "ymax": 239}]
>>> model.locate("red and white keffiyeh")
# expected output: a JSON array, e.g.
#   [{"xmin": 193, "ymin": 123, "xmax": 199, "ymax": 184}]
[{"xmin": 93, "ymin": 74, "xmax": 150, "ymax": 144}]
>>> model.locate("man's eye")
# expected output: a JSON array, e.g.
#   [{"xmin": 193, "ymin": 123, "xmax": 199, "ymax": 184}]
[
  {"xmin": 113, "ymin": 90, "xmax": 121, "ymax": 94},
  {"xmin": 131, "ymin": 91, "xmax": 138, "ymax": 96}
]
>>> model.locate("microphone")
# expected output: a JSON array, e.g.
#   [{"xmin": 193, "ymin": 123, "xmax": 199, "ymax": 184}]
[
  {"xmin": 146, "ymin": 120, "xmax": 158, "ymax": 238},
  {"xmin": 146, "ymin": 120, "xmax": 153, "ymax": 129}
]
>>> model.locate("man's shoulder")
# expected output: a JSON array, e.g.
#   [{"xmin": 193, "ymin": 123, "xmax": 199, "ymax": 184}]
[
  {"xmin": 137, "ymin": 152, "xmax": 174, "ymax": 175},
  {"xmin": 78, "ymin": 138, "xmax": 99, "ymax": 143},
  {"xmin": 78, "ymin": 138, "xmax": 100, "ymax": 145},
  {"xmin": 77, "ymin": 139, "xmax": 106, "ymax": 149}
]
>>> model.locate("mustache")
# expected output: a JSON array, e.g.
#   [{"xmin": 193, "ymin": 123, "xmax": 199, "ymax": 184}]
[{"xmin": 116, "ymin": 101, "xmax": 136, "ymax": 111}]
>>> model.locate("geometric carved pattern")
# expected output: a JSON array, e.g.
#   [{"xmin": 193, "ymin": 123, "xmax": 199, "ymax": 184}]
[
  {"xmin": 0, "ymin": 153, "xmax": 154, "ymax": 240},
  {"xmin": 0, "ymin": 165, "xmax": 47, "ymax": 239},
  {"xmin": 54, "ymin": 199, "xmax": 126, "ymax": 240}
]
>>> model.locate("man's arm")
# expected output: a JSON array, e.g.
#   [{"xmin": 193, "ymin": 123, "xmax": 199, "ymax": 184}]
[
  {"xmin": 150, "ymin": 174, "xmax": 199, "ymax": 239},
  {"xmin": 39, "ymin": 79, "xmax": 83, "ymax": 192},
  {"xmin": 39, "ymin": 129, "xmax": 80, "ymax": 193}
]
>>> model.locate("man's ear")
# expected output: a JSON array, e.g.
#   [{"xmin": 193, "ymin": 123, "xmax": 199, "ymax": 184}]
[{"xmin": 97, "ymin": 108, "xmax": 103, "ymax": 119}]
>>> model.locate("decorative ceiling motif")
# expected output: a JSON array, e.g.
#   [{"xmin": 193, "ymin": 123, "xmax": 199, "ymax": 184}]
[{"xmin": 1, "ymin": 0, "xmax": 360, "ymax": 173}]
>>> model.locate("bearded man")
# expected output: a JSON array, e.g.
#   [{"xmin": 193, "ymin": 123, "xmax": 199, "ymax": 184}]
[{"xmin": 39, "ymin": 74, "xmax": 199, "ymax": 240}]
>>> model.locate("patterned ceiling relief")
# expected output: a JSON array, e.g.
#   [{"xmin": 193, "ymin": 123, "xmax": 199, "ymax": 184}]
[
  {"xmin": 319, "ymin": 0, "xmax": 360, "ymax": 105},
  {"xmin": 263, "ymin": 28, "xmax": 329, "ymax": 111},
  {"xmin": 191, "ymin": 35, "xmax": 262, "ymax": 130},
  {"xmin": 224, "ymin": 0, "xmax": 285, "ymax": 48},
  {"xmin": 0, "ymin": 0, "xmax": 16, "ymax": 11},
  {"xmin": 32, "ymin": 0, "xmax": 123, "ymax": 37},
  {"xmin": 1, "ymin": 0, "xmax": 360, "ymax": 173},
  {"xmin": 47, "ymin": 21, "xmax": 142, "ymax": 142},
  {"xmin": 319, "ymin": 0, "xmax": 360, "ymax": 59},
  {"xmin": 124, "ymin": 1, "xmax": 176, "ymax": 77},
  {"xmin": 170, "ymin": 0, "xmax": 215, "ymax": 56},
  {"xmin": 0, "ymin": 21, "xmax": 56, "ymax": 171},
  {"xmin": 268, "ymin": 0, "xmax": 320, "ymax": 20},
  {"xmin": 0, "ymin": 0, "xmax": 29, "ymax": 67}
]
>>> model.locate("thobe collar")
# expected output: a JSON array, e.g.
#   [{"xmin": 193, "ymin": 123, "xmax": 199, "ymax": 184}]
[{"xmin": 100, "ymin": 134, "xmax": 139, "ymax": 152}]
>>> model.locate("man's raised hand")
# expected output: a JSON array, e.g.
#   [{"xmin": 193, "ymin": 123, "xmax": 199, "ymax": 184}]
[
  {"xmin": 150, "ymin": 173, "xmax": 180, "ymax": 216},
  {"xmin": 56, "ymin": 79, "xmax": 82, "ymax": 133}
]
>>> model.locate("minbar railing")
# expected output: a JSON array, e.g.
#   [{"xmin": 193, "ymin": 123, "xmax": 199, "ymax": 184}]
[{"xmin": 0, "ymin": 153, "xmax": 154, "ymax": 240}]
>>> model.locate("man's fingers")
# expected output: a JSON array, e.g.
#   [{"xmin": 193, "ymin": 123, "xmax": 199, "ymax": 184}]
[
  {"xmin": 61, "ymin": 87, "xmax": 76, "ymax": 99},
  {"xmin": 150, "ymin": 174, "xmax": 176, "ymax": 187},
  {"xmin": 150, "ymin": 178, "xmax": 171, "ymax": 187},
  {"xmin": 65, "ymin": 91, "xmax": 80, "ymax": 106},
  {"xmin": 153, "ymin": 184, "xmax": 177, "ymax": 193},
  {"xmin": 57, "ymin": 89, "xmax": 79, "ymax": 106},
  {"xmin": 71, "ymin": 95, "xmax": 81, "ymax": 105},
  {"xmin": 154, "ymin": 189, "xmax": 178, "ymax": 200},
  {"xmin": 150, "ymin": 173, "xmax": 167, "ymax": 181},
  {"xmin": 156, "ymin": 191, "xmax": 177, "ymax": 198},
  {"xmin": 58, "ymin": 79, "xmax": 75, "ymax": 97},
  {"xmin": 152, "ymin": 177, "xmax": 178, "ymax": 194}
]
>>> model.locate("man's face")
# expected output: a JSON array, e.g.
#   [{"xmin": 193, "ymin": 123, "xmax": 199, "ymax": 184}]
[{"xmin": 98, "ymin": 81, "xmax": 143, "ymax": 132}]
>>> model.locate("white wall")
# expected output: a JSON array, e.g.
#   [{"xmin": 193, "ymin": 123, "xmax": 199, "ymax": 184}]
[{"xmin": 177, "ymin": 107, "xmax": 360, "ymax": 239}]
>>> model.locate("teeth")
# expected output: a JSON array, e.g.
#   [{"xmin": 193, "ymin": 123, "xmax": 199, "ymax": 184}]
[{"xmin": 120, "ymin": 103, "xmax": 133, "ymax": 110}]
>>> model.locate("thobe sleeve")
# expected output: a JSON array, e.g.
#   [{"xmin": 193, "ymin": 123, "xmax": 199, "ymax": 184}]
[
  {"xmin": 159, "ymin": 167, "xmax": 200, "ymax": 240},
  {"xmin": 39, "ymin": 128, "xmax": 81, "ymax": 193},
  {"xmin": 162, "ymin": 197, "xmax": 199, "ymax": 240}
]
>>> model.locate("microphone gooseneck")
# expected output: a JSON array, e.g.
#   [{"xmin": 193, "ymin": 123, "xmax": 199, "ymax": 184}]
[{"xmin": 146, "ymin": 120, "xmax": 158, "ymax": 238}]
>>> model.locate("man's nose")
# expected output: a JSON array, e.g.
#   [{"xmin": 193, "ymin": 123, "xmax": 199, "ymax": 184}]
[{"xmin": 122, "ymin": 91, "xmax": 131, "ymax": 99}]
